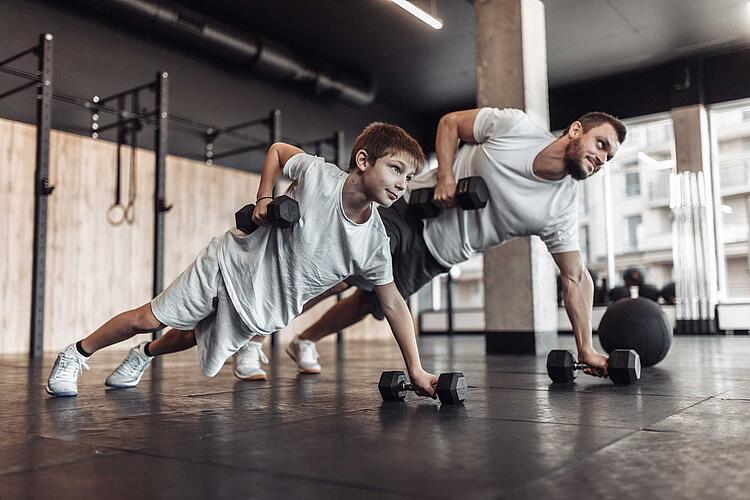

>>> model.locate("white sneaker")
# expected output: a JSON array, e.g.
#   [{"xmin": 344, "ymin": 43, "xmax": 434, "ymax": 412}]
[
  {"xmin": 285, "ymin": 335, "xmax": 321, "ymax": 374},
  {"xmin": 105, "ymin": 342, "xmax": 153, "ymax": 388},
  {"xmin": 233, "ymin": 341, "xmax": 269, "ymax": 381},
  {"xmin": 45, "ymin": 343, "xmax": 90, "ymax": 397}
]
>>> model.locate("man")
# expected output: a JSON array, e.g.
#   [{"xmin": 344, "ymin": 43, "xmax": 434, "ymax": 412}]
[{"xmin": 239, "ymin": 107, "xmax": 626, "ymax": 379}]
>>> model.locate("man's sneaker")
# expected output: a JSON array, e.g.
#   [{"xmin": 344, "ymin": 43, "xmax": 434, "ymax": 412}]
[
  {"xmin": 233, "ymin": 341, "xmax": 269, "ymax": 381},
  {"xmin": 104, "ymin": 342, "xmax": 153, "ymax": 388},
  {"xmin": 45, "ymin": 343, "xmax": 90, "ymax": 397},
  {"xmin": 285, "ymin": 335, "xmax": 321, "ymax": 374}
]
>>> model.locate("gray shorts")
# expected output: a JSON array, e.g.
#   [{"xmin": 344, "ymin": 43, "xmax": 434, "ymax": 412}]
[
  {"xmin": 151, "ymin": 236, "xmax": 254, "ymax": 376},
  {"xmin": 353, "ymin": 199, "xmax": 449, "ymax": 320}
]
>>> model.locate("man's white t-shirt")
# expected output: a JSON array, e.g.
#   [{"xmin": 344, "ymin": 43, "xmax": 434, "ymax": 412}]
[
  {"xmin": 409, "ymin": 107, "xmax": 580, "ymax": 267},
  {"xmin": 217, "ymin": 153, "xmax": 393, "ymax": 334}
]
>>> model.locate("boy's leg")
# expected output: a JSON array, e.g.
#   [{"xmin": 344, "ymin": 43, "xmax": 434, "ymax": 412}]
[
  {"xmin": 46, "ymin": 302, "xmax": 163, "ymax": 397},
  {"xmin": 80, "ymin": 303, "xmax": 164, "ymax": 355},
  {"xmin": 104, "ymin": 328, "xmax": 196, "ymax": 389},
  {"xmin": 147, "ymin": 328, "xmax": 197, "ymax": 355},
  {"xmin": 233, "ymin": 334, "xmax": 269, "ymax": 381}
]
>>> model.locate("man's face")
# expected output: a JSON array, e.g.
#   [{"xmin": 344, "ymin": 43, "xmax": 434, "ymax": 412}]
[
  {"xmin": 362, "ymin": 151, "xmax": 416, "ymax": 207},
  {"xmin": 564, "ymin": 123, "xmax": 620, "ymax": 180}
]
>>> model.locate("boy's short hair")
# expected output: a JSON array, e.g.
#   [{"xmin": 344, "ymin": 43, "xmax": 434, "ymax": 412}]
[{"xmin": 349, "ymin": 122, "xmax": 425, "ymax": 174}]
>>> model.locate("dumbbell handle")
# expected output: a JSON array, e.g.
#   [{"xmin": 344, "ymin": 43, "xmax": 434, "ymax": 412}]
[{"xmin": 398, "ymin": 381, "xmax": 433, "ymax": 397}]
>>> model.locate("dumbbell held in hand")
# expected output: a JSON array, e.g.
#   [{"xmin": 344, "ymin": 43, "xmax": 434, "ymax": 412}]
[
  {"xmin": 378, "ymin": 371, "xmax": 468, "ymax": 404},
  {"xmin": 546, "ymin": 349, "xmax": 641, "ymax": 385},
  {"xmin": 409, "ymin": 176, "xmax": 490, "ymax": 219},
  {"xmin": 235, "ymin": 195, "xmax": 300, "ymax": 234}
]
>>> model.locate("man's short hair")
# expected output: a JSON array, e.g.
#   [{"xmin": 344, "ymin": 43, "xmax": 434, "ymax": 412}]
[
  {"xmin": 349, "ymin": 122, "xmax": 425, "ymax": 174},
  {"xmin": 562, "ymin": 112, "xmax": 627, "ymax": 144}
]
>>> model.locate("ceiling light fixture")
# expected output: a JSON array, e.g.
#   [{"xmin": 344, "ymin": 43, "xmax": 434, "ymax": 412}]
[{"xmin": 389, "ymin": 0, "xmax": 443, "ymax": 30}]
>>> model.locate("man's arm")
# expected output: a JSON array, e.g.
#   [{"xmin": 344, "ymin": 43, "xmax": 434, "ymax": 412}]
[
  {"xmin": 552, "ymin": 251, "xmax": 609, "ymax": 377},
  {"xmin": 433, "ymin": 109, "xmax": 482, "ymax": 208},
  {"xmin": 374, "ymin": 282, "xmax": 438, "ymax": 396},
  {"xmin": 253, "ymin": 142, "xmax": 303, "ymax": 223}
]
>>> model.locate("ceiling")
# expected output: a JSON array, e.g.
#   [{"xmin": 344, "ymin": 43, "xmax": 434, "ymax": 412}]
[{"xmin": 89, "ymin": 0, "xmax": 750, "ymax": 115}]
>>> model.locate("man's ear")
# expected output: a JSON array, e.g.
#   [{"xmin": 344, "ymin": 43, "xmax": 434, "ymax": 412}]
[
  {"xmin": 354, "ymin": 149, "xmax": 369, "ymax": 172},
  {"xmin": 567, "ymin": 121, "xmax": 583, "ymax": 138}
]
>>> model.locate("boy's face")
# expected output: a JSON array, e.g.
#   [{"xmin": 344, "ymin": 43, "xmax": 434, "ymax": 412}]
[{"xmin": 362, "ymin": 152, "xmax": 417, "ymax": 207}]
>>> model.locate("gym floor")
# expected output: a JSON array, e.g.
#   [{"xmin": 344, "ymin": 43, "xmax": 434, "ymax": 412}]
[{"xmin": 1, "ymin": 334, "xmax": 748, "ymax": 499}]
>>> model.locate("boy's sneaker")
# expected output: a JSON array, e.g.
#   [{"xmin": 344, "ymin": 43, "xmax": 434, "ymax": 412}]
[
  {"xmin": 233, "ymin": 341, "xmax": 269, "ymax": 381},
  {"xmin": 45, "ymin": 343, "xmax": 90, "ymax": 397},
  {"xmin": 105, "ymin": 342, "xmax": 153, "ymax": 388},
  {"xmin": 285, "ymin": 335, "xmax": 321, "ymax": 374}
]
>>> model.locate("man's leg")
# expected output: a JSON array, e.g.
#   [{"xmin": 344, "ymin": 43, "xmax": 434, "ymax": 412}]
[
  {"xmin": 298, "ymin": 288, "xmax": 373, "ymax": 342},
  {"xmin": 284, "ymin": 289, "xmax": 374, "ymax": 374}
]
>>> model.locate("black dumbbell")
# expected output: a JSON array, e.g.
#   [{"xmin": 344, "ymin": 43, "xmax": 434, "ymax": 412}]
[
  {"xmin": 409, "ymin": 176, "xmax": 490, "ymax": 219},
  {"xmin": 378, "ymin": 371, "xmax": 468, "ymax": 404},
  {"xmin": 235, "ymin": 195, "xmax": 300, "ymax": 234},
  {"xmin": 546, "ymin": 349, "xmax": 641, "ymax": 385}
]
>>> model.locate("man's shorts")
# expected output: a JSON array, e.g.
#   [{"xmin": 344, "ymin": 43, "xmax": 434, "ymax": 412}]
[
  {"xmin": 151, "ymin": 236, "xmax": 254, "ymax": 376},
  {"xmin": 349, "ymin": 198, "xmax": 449, "ymax": 320}
]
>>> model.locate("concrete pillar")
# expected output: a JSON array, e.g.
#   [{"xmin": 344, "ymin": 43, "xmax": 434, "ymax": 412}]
[
  {"xmin": 670, "ymin": 105, "xmax": 721, "ymax": 333},
  {"xmin": 475, "ymin": 0, "xmax": 558, "ymax": 354}
]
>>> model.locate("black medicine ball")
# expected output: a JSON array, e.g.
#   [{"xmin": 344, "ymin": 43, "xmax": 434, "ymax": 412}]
[{"xmin": 598, "ymin": 297, "xmax": 672, "ymax": 367}]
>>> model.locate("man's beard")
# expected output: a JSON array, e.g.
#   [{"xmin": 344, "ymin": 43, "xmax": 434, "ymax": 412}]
[{"xmin": 564, "ymin": 138, "xmax": 588, "ymax": 181}]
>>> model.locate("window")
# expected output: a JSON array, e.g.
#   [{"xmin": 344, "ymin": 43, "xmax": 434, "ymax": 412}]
[
  {"xmin": 625, "ymin": 215, "xmax": 642, "ymax": 252},
  {"xmin": 709, "ymin": 101, "xmax": 750, "ymax": 298},
  {"xmin": 625, "ymin": 172, "xmax": 641, "ymax": 197}
]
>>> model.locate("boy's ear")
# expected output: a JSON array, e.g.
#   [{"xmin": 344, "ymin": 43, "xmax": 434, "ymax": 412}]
[{"xmin": 354, "ymin": 149, "xmax": 369, "ymax": 172}]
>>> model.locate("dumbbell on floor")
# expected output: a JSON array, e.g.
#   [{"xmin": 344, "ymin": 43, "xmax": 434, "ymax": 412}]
[
  {"xmin": 235, "ymin": 195, "xmax": 300, "ymax": 234},
  {"xmin": 546, "ymin": 349, "xmax": 641, "ymax": 385},
  {"xmin": 409, "ymin": 176, "xmax": 490, "ymax": 219},
  {"xmin": 378, "ymin": 371, "xmax": 468, "ymax": 404}
]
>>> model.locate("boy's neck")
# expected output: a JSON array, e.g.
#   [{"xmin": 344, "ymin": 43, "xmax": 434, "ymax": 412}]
[{"xmin": 342, "ymin": 171, "xmax": 373, "ymax": 224}]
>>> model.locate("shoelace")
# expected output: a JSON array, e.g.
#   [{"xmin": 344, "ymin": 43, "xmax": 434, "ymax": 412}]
[
  {"xmin": 241, "ymin": 343, "xmax": 269, "ymax": 365},
  {"xmin": 55, "ymin": 354, "xmax": 89, "ymax": 380},
  {"xmin": 118, "ymin": 350, "xmax": 149, "ymax": 377}
]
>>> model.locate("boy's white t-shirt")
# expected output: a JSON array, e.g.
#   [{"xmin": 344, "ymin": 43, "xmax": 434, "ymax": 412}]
[
  {"xmin": 217, "ymin": 153, "xmax": 393, "ymax": 335},
  {"xmin": 409, "ymin": 107, "xmax": 580, "ymax": 267}
]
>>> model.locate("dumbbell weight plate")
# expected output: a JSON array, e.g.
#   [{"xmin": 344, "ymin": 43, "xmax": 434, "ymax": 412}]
[
  {"xmin": 378, "ymin": 371, "xmax": 407, "ymax": 401},
  {"xmin": 546, "ymin": 350, "xmax": 576, "ymax": 383},
  {"xmin": 436, "ymin": 372, "xmax": 468, "ymax": 404},
  {"xmin": 607, "ymin": 349, "xmax": 641, "ymax": 385}
]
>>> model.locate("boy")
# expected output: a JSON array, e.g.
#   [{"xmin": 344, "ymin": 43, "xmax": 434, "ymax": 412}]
[{"xmin": 45, "ymin": 122, "xmax": 438, "ymax": 397}]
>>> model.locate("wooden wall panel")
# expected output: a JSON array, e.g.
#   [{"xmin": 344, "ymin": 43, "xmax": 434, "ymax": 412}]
[
  {"xmin": 0, "ymin": 119, "xmax": 35, "ymax": 353},
  {"xmin": 45, "ymin": 131, "xmax": 154, "ymax": 352}
]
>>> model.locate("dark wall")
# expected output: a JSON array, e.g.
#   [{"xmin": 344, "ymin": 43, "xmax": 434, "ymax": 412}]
[
  {"xmin": 549, "ymin": 46, "xmax": 750, "ymax": 130},
  {"xmin": 0, "ymin": 0, "xmax": 430, "ymax": 172}
]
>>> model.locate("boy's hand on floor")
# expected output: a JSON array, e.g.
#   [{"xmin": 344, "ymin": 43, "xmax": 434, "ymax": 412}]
[{"xmin": 409, "ymin": 368, "xmax": 439, "ymax": 398}]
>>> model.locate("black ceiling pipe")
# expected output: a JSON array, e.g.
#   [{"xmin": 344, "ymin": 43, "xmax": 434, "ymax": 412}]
[{"xmin": 75, "ymin": 0, "xmax": 377, "ymax": 106}]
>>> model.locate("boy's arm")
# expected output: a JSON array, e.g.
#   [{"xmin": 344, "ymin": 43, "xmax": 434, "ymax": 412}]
[
  {"xmin": 553, "ymin": 250, "xmax": 609, "ymax": 377},
  {"xmin": 374, "ymin": 282, "xmax": 438, "ymax": 397},
  {"xmin": 434, "ymin": 109, "xmax": 482, "ymax": 208},
  {"xmin": 254, "ymin": 142, "xmax": 303, "ymax": 223}
]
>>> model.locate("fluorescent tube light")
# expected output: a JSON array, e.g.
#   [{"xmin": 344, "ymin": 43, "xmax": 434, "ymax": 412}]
[{"xmin": 389, "ymin": 0, "xmax": 443, "ymax": 30}]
